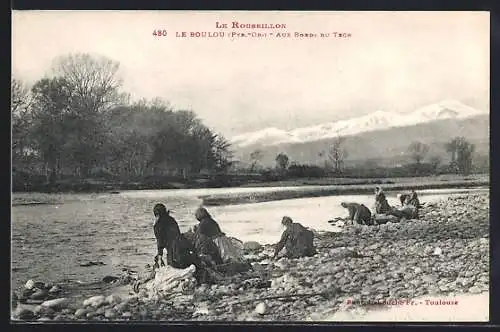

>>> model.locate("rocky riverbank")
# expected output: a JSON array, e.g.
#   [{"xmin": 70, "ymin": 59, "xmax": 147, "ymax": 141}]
[{"xmin": 11, "ymin": 192, "xmax": 489, "ymax": 322}]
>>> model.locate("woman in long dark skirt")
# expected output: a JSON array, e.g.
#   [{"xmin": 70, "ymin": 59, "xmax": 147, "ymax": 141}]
[{"xmin": 134, "ymin": 204, "xmax": 218, "ymax": 290}]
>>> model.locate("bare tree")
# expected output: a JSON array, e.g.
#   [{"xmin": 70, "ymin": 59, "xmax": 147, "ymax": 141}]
[
  {"xmin": 456, "ymin": 139, "xmax": 475, "ymax": 176},
  {"xmin": 52, "ymin": 53, "xmax": 126, "ymax": 113},
  {"xmin": 211, "ymin": 134, "xmax": 233, "ymax": 173},
  {"xmin": 249, "ymin": 149, "xmax": 263, "ymax": 173},
  {"xmin": 329, "ymin": 136, "xmax": 348, "ymax": 174},
  {"xmin": 429, "ymin": 155, "xmax": 442, "ymax": 174},
  {"xmin": 445, "ymin": 137, "xmax": 475, "ymax": 175},
  {"xmin": 11, "ymin": 78, "xmax": 34, "ymax": 167},
  {"xmin": 275, "ymin": 153, "xmax": 290, "ymax": 172},
  {"xmin": 408, "ymin": 141, "xmax": 430, "ymax": 165},
  {"xmin": 51, "ymin": 53, "xmax": 127, "ymax": 176},
  {"xmin": 445, "ymin": 137, "xmax": 461, "ymax": 173}
]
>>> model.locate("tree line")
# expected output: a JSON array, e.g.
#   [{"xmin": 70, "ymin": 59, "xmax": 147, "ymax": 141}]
[
  {"xmin": 248, "ymin": 135, "xmax": 483, "ymax": 179},
  {"xmin": 11, "ymin": 52, "xmax": 486, "ymax": 191},
  {"xmin": 12, "ymin": 53, "xmax": 233, "ymax": 189}
]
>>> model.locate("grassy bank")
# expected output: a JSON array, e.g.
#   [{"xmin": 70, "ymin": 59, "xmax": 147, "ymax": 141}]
[{"xmin": 200, "ymin": 175, "xmax": 489, "ymax": 206}]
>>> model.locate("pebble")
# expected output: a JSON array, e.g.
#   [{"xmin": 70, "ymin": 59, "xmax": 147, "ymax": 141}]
[
  {"xmin": 38, "ymin": 317, "xmax": 52, "ymax": 321},
  {"xmin": 74, "ymin": 308, "xmax": 89, "ymax": 318},
  {"xmin": 48, "ymin": 285, "xmax": 61, "ymax": 294},
  {"xmin": 433, "ymin": 247, "xmax": 442, "ymax": 255},
  {"xmin": 25, "ymin": 280, "xmax": 35, "ymax": 290}
]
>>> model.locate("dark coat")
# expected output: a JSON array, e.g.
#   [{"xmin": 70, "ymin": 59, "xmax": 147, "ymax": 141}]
[
  {"xmin": 154, "ymin": 214, "xmax": 200, "ymax": 269},
  {"xmin": 405, "ymin": 192, "xmax": 420, "ymax": 208},
  {"xmin": 274, "ymin": 222, "xmax": 316, "ymax": 259},
  {"xmin": 192, "ymin": 230, "xmax": 224, "ymax": 266},
  {"xmin": 198, "ymin": 217, "xmax": 224, "ymax": 239},
  {"xmin": 343, "ymin": 203, "xmax": 372, "ymax": 224},
  {"xmin": 399, "ymin": 193, "xmax": 409, "ymax": 206},
  {"xmin": 375, "ymin": 192, "xmax": 392, "ymax": 214}
]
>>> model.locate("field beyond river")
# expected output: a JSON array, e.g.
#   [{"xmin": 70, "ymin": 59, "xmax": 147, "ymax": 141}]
[{"xmin": 11, "ymin": 191, "xmax": 490, "ymax": 322}]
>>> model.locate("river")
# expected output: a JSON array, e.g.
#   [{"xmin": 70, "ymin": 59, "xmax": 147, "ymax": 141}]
[{"xmin": 11, "ymin": 186, "xmax": 488, "ymax": 291}]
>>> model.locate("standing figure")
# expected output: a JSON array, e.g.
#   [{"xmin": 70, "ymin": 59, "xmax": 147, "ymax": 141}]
[{"xmin": 273, "ymin": 216, "xmax": 316, "ymax": 259}]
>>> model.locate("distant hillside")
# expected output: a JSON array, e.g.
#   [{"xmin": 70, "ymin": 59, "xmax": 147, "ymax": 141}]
[{"xmin": 233, "ymin": 114, "xmax": 489, "ymax": 168}]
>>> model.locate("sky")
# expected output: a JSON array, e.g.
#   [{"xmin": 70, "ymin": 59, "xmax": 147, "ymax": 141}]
[{"xmin": 12, "ymin": 11, "xmax": 490, "ymax": 138}]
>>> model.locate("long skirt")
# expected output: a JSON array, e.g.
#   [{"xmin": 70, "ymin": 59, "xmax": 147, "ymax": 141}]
[{"xmin": 213, "ymin": 235, "xmax": 245, "ymax": 263}]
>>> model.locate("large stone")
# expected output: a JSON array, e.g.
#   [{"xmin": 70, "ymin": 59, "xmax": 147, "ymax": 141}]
[
  {"xmin": 12, "ymin": 292, "xmax": 18, "ymax": 304},
  {"xmin": 105, "ymin": 294, "xmax": 122, "ymax": 305},
  {"xmin": 468, "ymin": 286, "xmax": 483, "ymax": 294},
  {"xmin": 30, "ymin": 288, "xmax": 49, "ymax": 300},
  {"xmin": 83, "ymin": 295, "xmax": 107, "ymax": 307},
  {"xmin": 421, "ymin": 274, "xmax": 438, "ymax": 284},
  {"xmin": 104, "ymin": 309, "xmax": 118, "ymax": 319},
  {"xmin": 13, "ymin": 307, "xmax": 35, "ymax": 320},
  {"xmin": 41, "ymin": 298, "xmax": 69, "ymax": 310},
  {"xmin": 243, "ymin": 241, "xmax": 262, "ymax": 251},
  {"xmin": 456, "ymin": 277, "xmax": 475, "ymax": 288},
  {"xmin": 33, "ymin": 305, "xmax": 55, "ymax": 317}
]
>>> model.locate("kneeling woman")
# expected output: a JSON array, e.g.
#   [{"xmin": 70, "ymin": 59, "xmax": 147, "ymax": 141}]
[
  {"xmin": 194, "ymin": 207, "xmax": 245, "ymax": 266},
  {"xmin": 146, "ymin": 204, "xmax": 218, "ymax": 287}
]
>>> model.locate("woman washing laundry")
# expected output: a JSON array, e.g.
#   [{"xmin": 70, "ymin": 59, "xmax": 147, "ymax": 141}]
[{"xmin": 193, "ymin": 207, "xmax": 250, "ymax": 274}]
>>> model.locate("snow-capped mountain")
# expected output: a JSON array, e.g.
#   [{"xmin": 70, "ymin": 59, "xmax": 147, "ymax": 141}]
[{"xmin": 230, "ymin": 100, "xmax": 486, "ymax": 148}]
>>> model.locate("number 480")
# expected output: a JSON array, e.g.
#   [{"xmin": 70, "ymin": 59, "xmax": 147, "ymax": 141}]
[{"xmin": 153, "ymin": 30, "xmax": 167, "ymax": 37}]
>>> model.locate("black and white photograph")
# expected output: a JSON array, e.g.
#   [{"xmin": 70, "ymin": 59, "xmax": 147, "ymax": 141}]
[{"xmin": 11, "ymin": 10, "xmax": 490, "ymax": 322}]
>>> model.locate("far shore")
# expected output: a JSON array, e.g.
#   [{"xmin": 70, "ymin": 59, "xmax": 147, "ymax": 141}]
[
  {"xmin": 200, "ymin": 176, "xmax": 489, "ymax": 206},
  {"xmin": 11, "ymin": 174, "xmax": 489, "ymax": 207}
]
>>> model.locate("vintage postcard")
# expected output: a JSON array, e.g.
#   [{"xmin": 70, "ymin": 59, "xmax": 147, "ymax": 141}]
[{"xmin": 11, "ymin": 10, "xmax": 490, "ymax": 322}]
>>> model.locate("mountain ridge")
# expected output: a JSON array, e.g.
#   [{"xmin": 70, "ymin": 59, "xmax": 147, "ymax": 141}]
[
  {"xmin": 230, "ymin": 100, "xmax": 487, "ymax": 149},
  {"xmin": 232, "ymin": 113, "xmax": 489, "ymax": 168}
]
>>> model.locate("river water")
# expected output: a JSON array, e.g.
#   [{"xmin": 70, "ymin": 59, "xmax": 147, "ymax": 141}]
[{"xmin": 11, "ymin": 187, "xmax": 488, "ymax": 291}]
